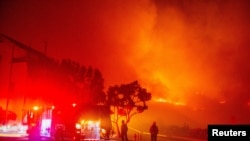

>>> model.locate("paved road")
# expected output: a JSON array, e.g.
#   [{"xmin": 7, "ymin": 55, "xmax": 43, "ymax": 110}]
[
  {"xmin": 0, "ymin": 133, "xmax": 206, "ymax": 141},
  {"xmin": 0, "ymin": 136, "xmax": 206, "ymax": 141},
  {"xmin": 0, "ymin": 136, "xmax": 51, "ymax": 141}
]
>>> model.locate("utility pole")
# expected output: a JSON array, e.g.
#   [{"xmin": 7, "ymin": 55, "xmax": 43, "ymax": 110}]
[
  {"xmin": 44, "ymin": 41, "xmax": 47, "ymax": 56},
  {"xmin": 5, "ymin": 45, "xmax": 15, "ymax": 125}
]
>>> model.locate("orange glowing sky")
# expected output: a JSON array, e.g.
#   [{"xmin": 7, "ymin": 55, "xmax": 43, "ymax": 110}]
[{"xmin": 1, "ymin": 0, "xmax": 250, "ymax": 127}]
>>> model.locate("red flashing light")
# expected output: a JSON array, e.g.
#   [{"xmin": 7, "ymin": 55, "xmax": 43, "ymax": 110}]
[{"xmin": 72, "ymin": 103, "xmax": 77, "ymax": 107}]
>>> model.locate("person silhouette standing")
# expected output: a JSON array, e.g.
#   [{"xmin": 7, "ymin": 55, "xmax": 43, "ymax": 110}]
[
  {"xmin": 121, "ymin": 120, "xmax": 128, "ymax": 141},
  {"xmin": 150, "ymin": 121, "xmax": 158, "ymax": 141}
]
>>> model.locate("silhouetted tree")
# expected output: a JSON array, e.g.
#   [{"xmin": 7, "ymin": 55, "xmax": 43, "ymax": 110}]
[
  {"xmin": 49, "ymin": 59, "xmax": 111, "ymax": 136},
  {"xmin": 59, "ymin": 59, "xmax": 106, "ymax": 105},
  {"xmin": 26, "ymin": 58, "xmax": 106, "ymax": 105},
  {"xmin": 107, "ymin": 80, "xmax": 151, "ymax": 136}
]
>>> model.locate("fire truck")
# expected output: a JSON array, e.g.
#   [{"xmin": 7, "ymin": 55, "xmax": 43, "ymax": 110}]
[{"xmin": 24, "ymin": 104, "xmax": 111, "ymax": 141}]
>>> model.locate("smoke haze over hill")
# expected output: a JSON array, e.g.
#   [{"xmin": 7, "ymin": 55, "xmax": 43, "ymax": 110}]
[{"xmin": 1, "ymin": 0, "xmax": 250, "ymax": 127}]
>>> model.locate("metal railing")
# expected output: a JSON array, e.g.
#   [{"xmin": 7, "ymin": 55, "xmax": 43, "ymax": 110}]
[{"xmin": 128, "ymin": 126, "xmax": 207, "ymax": 141}]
